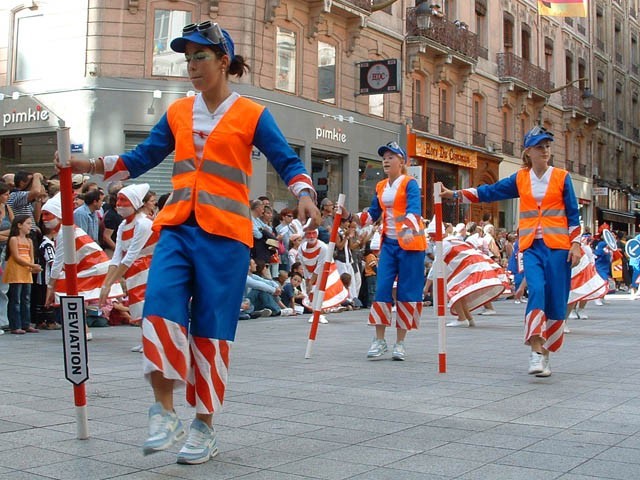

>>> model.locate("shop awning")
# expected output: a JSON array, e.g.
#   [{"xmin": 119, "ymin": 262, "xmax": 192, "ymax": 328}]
[{"xmin": 599, "ymin": 208, "xmax": 636, "ymax": 224}]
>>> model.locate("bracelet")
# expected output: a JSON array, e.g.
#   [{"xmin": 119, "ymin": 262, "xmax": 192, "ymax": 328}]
[
  {"xmin": 298, "ymin": 190, "xmax": 312, "ymax": 199},
  {"xmin": 452, "ymin": 190, "xmax": 460, "ymax": 200},
  {"xmin": 88, "ymin": 158, "xmax": 96, "ymax": 175}
]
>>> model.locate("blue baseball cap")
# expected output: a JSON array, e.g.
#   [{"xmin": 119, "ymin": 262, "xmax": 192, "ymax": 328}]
[
  {"xmin": 170, "ymin": 21, "xmax": 235, "ymax": 60},
  {"xmin": 523, "ymin": 126, "xmax": 554, "ymax": 148},
  {"xmin": 377, "ymin": 141, "xmax": 406, "ymax": 158}
]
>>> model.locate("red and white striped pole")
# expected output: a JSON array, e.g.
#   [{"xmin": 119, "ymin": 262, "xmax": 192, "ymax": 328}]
[
  {"xmin": 305, "ymin": 193, "xmax": 345, "ymax": 359},
  {"xmin": 56, "ymin": 127, "xmax": 89, "ymax": 439},
  {"xmin": 433, "ymin": 182, "xmax": 447, "ymax": 373}
]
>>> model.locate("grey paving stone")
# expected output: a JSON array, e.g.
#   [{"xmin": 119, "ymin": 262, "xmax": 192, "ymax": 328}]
[
  {"xmin": 571, "ymin": 458, "xmax": 640, "ymax": 479},
  {"xmin": 551, "ymin": 429, "xmax": 630, "ymax": 446},
  {"xmin": 152, "ymin": 460, "xmax": 258, "ymax": 479},
  {"xmin": 426, "ymin": 442, "xmax": 513, "ymax": 462},
  {"xmin": 317, "ymin": 444, "xmax": 415, "ymax": 466},
  {"xmin": 26, "ymin": 457, "xmax": 136, "ymax": 479},
  {"xmin": 457, "ymin": 431, "xmax": 540, "ymax": 450},
  {"xmin": 594, "ymin": 446, "xmax": 640, "ymax": 464},
  {"xmin": 387, "ymin": 453, "xmax": 485, "ymax": 477},
  {"xmin": 348, "ymin": 467, "xmax": 449, "ymax": 480},
  {"xmin": 270, "ymin": 456, "xmax": 374, "ymax": 480},
  {"xmin": 526, "ymin": 438, "xmax": 611, "ymax": 458},
  {"xmin": 496, "ymin": 450, "xmax": 587, "ymax": 472},
  {"xmin": 457, "ymin": 463, "xmax": 562, "ymax": 479}
]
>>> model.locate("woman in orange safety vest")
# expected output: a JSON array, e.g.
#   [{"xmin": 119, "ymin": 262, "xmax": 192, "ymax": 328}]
[
  {"xmin": 56, "ymin": 22, "xmax": 320, "ymax": 465},
  {"xmin": 440, "ymin": 126, "xmax": 582, "ymax": 379}
]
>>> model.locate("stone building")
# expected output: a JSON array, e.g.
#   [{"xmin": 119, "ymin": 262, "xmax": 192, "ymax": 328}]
[{"xmin": 0, "ymin": 0, "xmax": 638, "ymax": 233}]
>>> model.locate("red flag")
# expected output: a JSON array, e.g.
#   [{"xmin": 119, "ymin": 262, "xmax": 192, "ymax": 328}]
[{"xmin": 538, "ymin": 0, "xmax": 587, "ymax": 17}]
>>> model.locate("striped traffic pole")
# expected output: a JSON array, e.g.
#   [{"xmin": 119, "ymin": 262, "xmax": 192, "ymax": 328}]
[
  {"xmin": 433, "ymin": 182, "xmax": 447, "ymax": 373},
  {"xmin": 305, "ymin": 193, "xmax": 345, "ymax": 359},
  {"xmin": 57, "ymin": 127, "xmax": 89, "ymax": 439}
]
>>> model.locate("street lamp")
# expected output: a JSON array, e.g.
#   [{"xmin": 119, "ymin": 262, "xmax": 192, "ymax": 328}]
[{"xmin": 415, "ymin": 0, "xmax": 432, "ymax": 31}]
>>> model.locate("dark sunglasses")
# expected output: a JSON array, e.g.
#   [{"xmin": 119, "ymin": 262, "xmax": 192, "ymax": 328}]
[{"xmin": 182, "ymin": 21, "xmax": 230, "ymax": 57}]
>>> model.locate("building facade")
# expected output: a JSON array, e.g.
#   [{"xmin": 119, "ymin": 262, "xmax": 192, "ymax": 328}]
[{"xmin": 0, "ymin": 0, "xmax": 638, "ymax": 233}]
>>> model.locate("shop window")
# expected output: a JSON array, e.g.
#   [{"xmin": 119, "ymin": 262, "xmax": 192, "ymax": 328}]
[
  {"xmin": 358, "ymin": 158, "xmax": 383, "ymax": 211},
  {"xmin": 276, "ymin": 27, "xmax": 297, "ymax": 93},
  {"xmin": 267, "ymin": 146, "xmax": 302, "ymax": 208},
  {"xmin": 152, "ymin": 9, "xmax": 192, "ymax": 77},
  {"xmin": 312, "ymin": 152, "xmax": 344, "ymax": 206},
  {"xmin": 14, "ymin": 14, "xmax": 44, "ymax": 81},
  {"xmin": 369, "ymin": 94, "xmax": 384, "ymax": 117},
  {"xmin": 318, "ymin": 41, "xmax": 336, "ymax": 103},
  {"xmin": 125, "ymin": 133, "xmax": 175, "ymax": 194}
]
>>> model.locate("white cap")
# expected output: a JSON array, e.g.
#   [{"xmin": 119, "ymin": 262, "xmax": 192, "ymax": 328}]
[
  {"xmin": 42, "ymin": 193, "xmax": 62, "ymax": 218},
  {"xmin": 425, "ymin": 215, "xmax": 445, "ymax": 234},
  {"xmin": 119, "ymin": 183, "xmax": 150, "ymax": 211},
  {"xmin": 454, "ymin": 223, "xmax": 466, "ymax": 234}
]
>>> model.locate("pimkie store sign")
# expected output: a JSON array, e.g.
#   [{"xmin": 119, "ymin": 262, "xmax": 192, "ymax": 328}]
[
  {"xmin": 416, "ymin": 138, "xmax": 477, "ymax": 169},
  {"xmin": 2, "ymin": 105, "xmax": 50, "ymax": 127}
]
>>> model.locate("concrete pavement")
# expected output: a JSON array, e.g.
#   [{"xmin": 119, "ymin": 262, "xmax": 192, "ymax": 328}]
[{"xmin": 0, "ymin": 293, "xmax": 639, "ymax": 479}]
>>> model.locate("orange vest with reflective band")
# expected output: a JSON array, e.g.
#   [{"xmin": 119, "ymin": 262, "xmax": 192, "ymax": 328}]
[
  {"xmin": 154, "ymin": 96, "xmax": 264, "ymax": 247},
  {"xmin": 516, "ymin": 167, "xmax": 570, "ymax": 251},
  {"xmin": 375, "ymin": 176, "xmax": 426, "ymax": 251}
]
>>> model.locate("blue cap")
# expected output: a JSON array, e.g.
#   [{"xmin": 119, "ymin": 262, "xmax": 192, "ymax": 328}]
[
  {"xmin": 170, "ymin": 28, "xmax": 235, "ymax": 61},
  {"xmin": 377, "ymin": 141, "xmax": 406, "ymax": 158},
  {"xmin": 523, "ymin": 126, "xmax": 554, "ymax": 148}
]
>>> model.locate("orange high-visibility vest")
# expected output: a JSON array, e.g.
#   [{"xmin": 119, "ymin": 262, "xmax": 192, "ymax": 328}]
[
  {"xmin": 154, "ymin": 96, "xmax": 264, "ymax": 247},
  {"xmin": 516, "ymin": 167, "xmax": 570, "ymax": 251},
  {"xmin": 375, "ymin": 175, "xmax": 426, "ymax": 251}
]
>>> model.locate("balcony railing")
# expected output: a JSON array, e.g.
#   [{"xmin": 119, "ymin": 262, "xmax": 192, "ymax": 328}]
[
  {"xmin": 439, "ymin": 121, "xmax": 455, "ymax": 139},
  {"xmin": 578, "ymin": 164, "xmax": 588, "ymax": 176},
  {"xmin": 472, "ymin": 131, "xmax": 486, "ymax": 147},
  {"xmin": 502, "ymin": 139, "xmax": 514, "ymax": 156},
  {"xmin": 561, "ymin": 86, "xmax": 606, "ymax": 120},
  {"xmin": 497, "ymin": 52, "xmax": 553, "ymax": 92},
  {"xmin": 406, "ymin": 8, "xmax": 479, "ymax": 59},
  {"xmin": 412, "ymin": 113, "xmax": 429, "ymax": 132},
  {"xmin": 339, "ymin": 0, "xmax": 372, "ymax": 11},
  {"xmin": 617, "ymin": 119, "xmax": 625, "ymax": 133},
  {"xmin": 566, "ymin": 160, "xmax": 574, "ymax": 172}
]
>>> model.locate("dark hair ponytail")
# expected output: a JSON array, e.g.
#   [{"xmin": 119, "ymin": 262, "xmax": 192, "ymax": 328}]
[
  {"xmin": 6, "ymin": 214, "xmax": 31, "ymax": 261},
  {"xmin": 228, "ymin": 54, "xmax": 250, "ymax": 78}
]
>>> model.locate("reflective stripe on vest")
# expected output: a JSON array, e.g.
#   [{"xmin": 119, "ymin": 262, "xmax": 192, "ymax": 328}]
[
  {"xmin": 375, "ymin": 176, "xmax": 426, "ymax": 251},
  {"xmin": 155, "ymin": 96, "xmax": 264, "ymax": 247},
  {"xmin": 516, "ymin": 168, "xmax": 570, "ymax": 251}
]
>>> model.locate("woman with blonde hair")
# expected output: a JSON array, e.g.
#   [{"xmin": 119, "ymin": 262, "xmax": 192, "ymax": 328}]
[{"xmin": 441, "ymin": 126, "xmax": 582, "ymax": 378}]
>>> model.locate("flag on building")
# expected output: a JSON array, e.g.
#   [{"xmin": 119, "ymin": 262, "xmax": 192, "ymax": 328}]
[{"xmin": 537, "ymin": 0, "xmax": 587, "ymax": 17}]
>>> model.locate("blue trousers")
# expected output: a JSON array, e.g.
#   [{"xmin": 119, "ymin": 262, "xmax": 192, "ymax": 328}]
[
  {"xmin": 523, "ymin": 239, "xmax": 571, "ymax": 321},
  {"xmin": 7, "ymin": 283, "xmax": 31, "ymax": 330},
  {"xmin": 375, "ymin": 238, "xmax": 425, "ymax": 303},
  {"xmin": 143, "ymin": 225, "xmax": 250, "ymax": 341}
]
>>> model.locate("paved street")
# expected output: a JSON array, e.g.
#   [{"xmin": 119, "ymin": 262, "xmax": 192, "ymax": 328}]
[{"xmin": 0, "ymin": 293, "xmax": 639, "ymax": 479}]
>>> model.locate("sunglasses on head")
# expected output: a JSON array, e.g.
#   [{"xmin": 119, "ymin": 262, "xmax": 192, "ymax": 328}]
[
  {"xmin": 387, "ymin": 141, "xmax": 401, "ymax": 149},
  {"xmin": 526, "ymin": 125, "xmax": 554, "ymax": 139},
  {"xmin": 182, "ymin": 21, "xmax": 230, "ymax": 57}
]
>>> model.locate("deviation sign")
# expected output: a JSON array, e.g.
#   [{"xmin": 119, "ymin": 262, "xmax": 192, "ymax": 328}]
[
  {"xmin": 626, "ymin": 238, "xmax": 640, "ymax": 259},
  {"xmin": 61, "ymin": 296, "xmax": 89, "ymax": 385}
]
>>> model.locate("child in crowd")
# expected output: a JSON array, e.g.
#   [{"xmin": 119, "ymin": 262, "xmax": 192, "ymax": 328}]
[{"xmin": 3, "ymin": 215, "xmax": 42, "ymax": 334}]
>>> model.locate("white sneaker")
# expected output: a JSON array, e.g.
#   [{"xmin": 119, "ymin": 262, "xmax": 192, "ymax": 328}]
[
  {"xmin": 131, "ymin": 344, "xmax": 143, "ymax": 353},
  {"xmin": 446, "ymin": 320, "xmax": 469, "ymax": 327},
  {"xmin": 176, "ymin": 419, "xmax": 218, "ymax": 464},
  {"xmin": 568, "ymin": 310, "xmax": 579, "ymax": 319},
  {"xmin": 468, "ymin": 317, "xmax": 476, "ymax": 327},
  {"xmin": 536, "ymin": 354, "xmax": 552, "ymax": 377},
  {"xmin": 308, "ymin": 314, "xmax": 328, "ymax": 324},
  {"xmin": 479, "ymin": 309, "xmax": 496, "ymax": 316},
  {"xmin": 0, "ymin": 329, "xmax": 4, "ymax": 335},
  {"xmin": 514, "ymin": 299, "xmax": 521, "ymax": 304},
  {"xmin": 576, "ymin": 309, "xmax": 588, "ymax": 319},
  {"xmin": 595, "ymin": 299, "xmax": 604, "ymax": 306},
  {"xmin": 528, "ymin": 352, "xmax": 544, "ymax": 375},
  {"xmin": 563, "ymin": 322, "xmax": 571, "ymax": 333}
]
